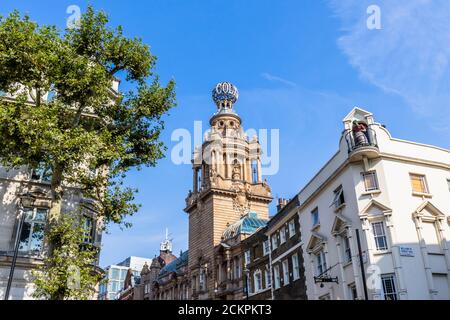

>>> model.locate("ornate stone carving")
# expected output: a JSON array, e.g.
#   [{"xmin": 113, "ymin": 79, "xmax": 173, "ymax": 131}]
[
  {"xmin": 231, "ymin": 182, "xmax": 250, "ymax": 216},
  {"xmin": 232, "ymin": 162, "xmax": 241, "ymax": 180}
]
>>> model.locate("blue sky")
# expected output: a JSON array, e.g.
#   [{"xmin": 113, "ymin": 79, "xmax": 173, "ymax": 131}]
[{"xmin": 2, "ymin": 0, "xmax": 450, "ymax": 267}]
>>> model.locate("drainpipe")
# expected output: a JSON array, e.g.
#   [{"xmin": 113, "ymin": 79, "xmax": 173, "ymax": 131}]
[{"xmin": 356, "ymin": 229, "xmax": 369, "ymax": 300}]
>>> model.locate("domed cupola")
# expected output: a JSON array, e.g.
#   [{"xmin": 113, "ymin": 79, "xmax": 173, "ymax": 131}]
[
  {"xmin": 222, "ymin": 212, "xmax": 268, "ymax": 241},
  {"xmin": 210, "ymin": 82, "xmax": 242, "ymax": 128}
]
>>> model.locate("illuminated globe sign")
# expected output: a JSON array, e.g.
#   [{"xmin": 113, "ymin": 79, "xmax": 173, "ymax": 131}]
[{"xmin": 212, "ymin": 82, "xmax": 239, "ymax": 107}]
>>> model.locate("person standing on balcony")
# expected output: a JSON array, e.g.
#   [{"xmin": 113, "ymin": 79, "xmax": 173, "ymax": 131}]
[{"xmin": 352, "ymin": 120, "xmax": 368, "ymax": 146}]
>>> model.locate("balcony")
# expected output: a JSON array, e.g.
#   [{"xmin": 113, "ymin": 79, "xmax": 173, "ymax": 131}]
[{"xmin": 345, "ymin": 127, "xmax": 379, "ymax": 161}]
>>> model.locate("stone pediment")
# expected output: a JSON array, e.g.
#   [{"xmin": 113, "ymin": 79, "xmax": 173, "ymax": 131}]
[
  {"xmin": 413, "ymin": 201, "xmax": 446, "ymax": 222},
  {"xmin": 342, "ymin": 107, "xmax": 375, "ymax": 130},
  {"xmin": 331, "ymin": 214, "xmax": 352, "ymax": 235},
  {"xmin": 359, "ymin": 199, "xmax": 392, "ymax": 219},
  {"xmin": 307, "ymin": 231, "xmax": 327, "ymax": 253},
  {"xmin": 343, "ymin": 107, "xmax": 373, "ymax": 122}
]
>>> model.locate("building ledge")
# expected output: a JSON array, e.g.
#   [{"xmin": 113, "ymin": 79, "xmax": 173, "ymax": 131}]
[
  {"xmin": 361, "ymin": 190, "xmax": 381, "ymax": 196},
  {"xmin": 412, "ymin": 192, "xmax": 433, "ymax": 198},
  {"xmin": 333, "ymin": 203, "xmax": 346, "ymax": 213},
  {"xmin": 373, "ymin": 250, "xmax": 391, "ymax": 256}
]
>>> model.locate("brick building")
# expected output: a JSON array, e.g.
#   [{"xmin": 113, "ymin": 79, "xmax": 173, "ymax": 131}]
[
  {"xmin": 184, "ymin": 82, "xmax": 272, "ymax": 300},
  {"xmin": 266, "ymin": 198, "xmax": 307, "ymax": 300}
]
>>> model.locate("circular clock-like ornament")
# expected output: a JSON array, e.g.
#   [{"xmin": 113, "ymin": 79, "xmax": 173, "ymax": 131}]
[{"xmin": 212, "ymin": 82, "xmax": 239, "ymax": 106}]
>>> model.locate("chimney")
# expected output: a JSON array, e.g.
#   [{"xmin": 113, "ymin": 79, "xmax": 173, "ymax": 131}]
[{"xmin": 277, "ymin": 198, "xmax": 289, "ymax": 212}]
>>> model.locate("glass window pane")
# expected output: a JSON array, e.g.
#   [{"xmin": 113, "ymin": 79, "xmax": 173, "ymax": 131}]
[
  {"xmin": 41, "ymin": 167, "xmax": 53, "ymax": 183},
  {"xmin": 35, "ymin": 209, "xmax": 48, "ymax": 222},
  {"xmin": 24, "ymin": 209, "xmax": 34, "ymax": 221},
  {"xmin": 18, "ymin": 222, "xmax": 32, "ymax": 251},
  {"xmin": 312, "ymin": 208, "xmax": 319, "ymax": 226},
  {"xmin": 29, "ymin": 222, "xmax": 45, "ymax": 252},
  {"xmin": 111, "ymin": 268, "xmax": 119, "ymax": 279},
  {"xmin": 410, "ymin": 174, "xmax": 427, "ymax": 193}
]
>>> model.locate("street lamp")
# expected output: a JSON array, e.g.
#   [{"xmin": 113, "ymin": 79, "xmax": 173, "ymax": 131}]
[{"xmin": 4, "ymin": 192, "xmax": 36, "ymax": 300}]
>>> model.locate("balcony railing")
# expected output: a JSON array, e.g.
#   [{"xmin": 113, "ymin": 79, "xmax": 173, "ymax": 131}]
[{"xmin": 345, "ymin": 127, "xmax": 378, "ymax": 154}]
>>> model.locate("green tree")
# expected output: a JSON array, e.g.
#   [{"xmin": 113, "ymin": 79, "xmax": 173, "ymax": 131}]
[
  {"xmin": 0, "ymin": 7, "xmax": 176, "ymax": 299},
  {"xmin": 32, "ymin": 214, "xmax": 102, "ymax": 300}
]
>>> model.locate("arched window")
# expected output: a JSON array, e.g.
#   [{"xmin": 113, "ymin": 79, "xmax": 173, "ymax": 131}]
[{"xmin": 251, "ymin": 159, "xmax": 258, "ymax": 183}]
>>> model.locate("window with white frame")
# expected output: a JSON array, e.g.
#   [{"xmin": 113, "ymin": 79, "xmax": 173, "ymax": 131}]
[
  {"xmin": 292, "ymin": 254, "xmax": 300, "ymax": 280},
  {"xmin": 280, "ymin": 226, "xmax": 286, "ymax": 244},
  {"xmin": 30, "ymin": 162, "xmax": 52, "ymax": 183},
  {"xmin": 244, "ymin": 250, "xmax": 251, "ymax": 266},
  {"xmin": 362, "ymin": 171, "xmax": 379, "ymax": 192},
  {"xmin": 82, "ymin": 215, "xmax": 95, "ymax": 244},
  {"xmin": 192, "ymin": 276, "xmax": 197, "ymax": 291},
  {"xmin": 282, "ymin": 260, "xmax": 290, "ymax": 285},
  {"xmin": 254, "ymin": 270, "xmax": 262, "ymax": 292},
  {"xmin": 315, "ymin": 250, "xmax": 327, "ymax": 276},
  {"xmin": 288, "ymin": 220, "xmax": 296, "ymax": 238},
  {"xmin": 271, "ymin": 233, "xmax": 278, "ymax": 250},
  {"xmin": 263, "ymin": 240, "xmax": 270, "ymax": 256},
  {"xmin": 343, "ymin": 235, "xmax": 352, "ymax": 263},
  {"xmin": 410, "ymin": 173, "xmax": 429, "ymax": 194},
  {"xmin": 234, "ymin": 257, "xmax": 241, "ymax": 278},
  {"xmin": 381, "ymin": 274, "xmax": 398, "ymax": 300},
  {"xmin": 199, "ymin": 270, "xmax": 206, "ymax": 291},
  {"xmin": 331, "ymin": 185, "xmax": 345, "ymax": 208},
  {"xmin": 372, "ymin": 221, "xmax": 388, "ymax": 251},
  {"xmin": 248, "ymin": 277, "xmax": 254, "ymax": 295},
  {"xmin": 311, "ymin": 208, "xmax": 319, "ymax": 227},
  {"xmin": 265, "ymin": 266, "xmax": 271, "ymax": 288},
  {"xmin": 273, "ymin": 265, "xmax": 281, "ymax": 289},
  {"xmin": 18, "ymin": 208, "xmax": 48, "ymax": 255}
]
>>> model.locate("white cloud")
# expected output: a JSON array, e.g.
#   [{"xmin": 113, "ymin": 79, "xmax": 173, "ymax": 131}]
[
  {"xmin": 329, "ymin": 0, "xmax": 450, "ymax": 132},
  {"xmin": 261, "ymin": 72, "xmax": 297, "ymax": 87}
]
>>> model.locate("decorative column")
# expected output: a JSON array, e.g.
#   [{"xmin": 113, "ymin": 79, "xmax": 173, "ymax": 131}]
[
  {"xmin": 436, "ymin": 217, "xmax": 450, "ymax": 290},
  {"xmin": 413, "ymin": 216, "xmax": 435, "ymax": 299},
  {"xmin": 193, "ymin": 167, "xmax": 198, "ymax": 193},
  {"xmin": 384, "ymin": 213, "xmax": 408, "ymax": 299},
  {"xmin": 334, "ymin": 235, "xmax": 349, "ymax": 299},
  {"xmin": 246, "ymin": 158, "xmax": 252, "ymax": 183},
  {"xmin": 257, "ymin": 158, "xmax": 262, "ymax": 183},
  {"xmin": 347, "ymin": 227, "xmax": 364, "ymax": 300},
  {"xmin": 308, "ymin": 254, "xmax": 318, "ymax": 300}
]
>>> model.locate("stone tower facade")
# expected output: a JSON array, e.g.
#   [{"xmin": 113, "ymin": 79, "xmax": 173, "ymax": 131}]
[{"xmin": 185, "ymin": 82, "xmax": 272, "ymax": 300}]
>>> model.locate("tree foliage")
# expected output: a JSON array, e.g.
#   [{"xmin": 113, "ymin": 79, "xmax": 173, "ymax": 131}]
[
  {"xmin": 0, "ymin": 7, "xmax": 176, "ymax": 299},
  {"xmin": 32, "ymin": 214, "xmax": 102, "ymax": 300}
]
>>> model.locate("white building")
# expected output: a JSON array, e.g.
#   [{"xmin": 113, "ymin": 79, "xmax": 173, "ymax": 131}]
[
  {"xmin": 296, "ymin": 107, "xmax": 450, "ymax": 300},
  {"xmin": 98, "ymin": 256, "xmax": 153, "ymax": 300}
]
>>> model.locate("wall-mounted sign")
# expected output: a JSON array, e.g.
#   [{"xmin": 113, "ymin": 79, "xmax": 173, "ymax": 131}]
[{"xmin": 399, "ymin": 246, "xmax": 414, "ymax": 257}]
